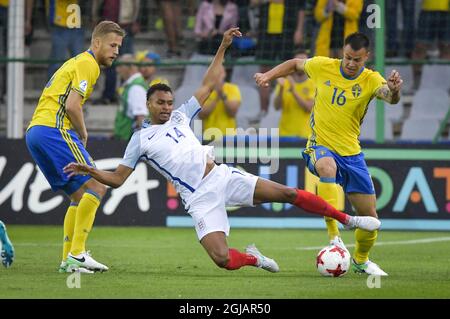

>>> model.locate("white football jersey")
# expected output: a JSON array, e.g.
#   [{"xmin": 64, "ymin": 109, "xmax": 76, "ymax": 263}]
[{"xmin": 120, "ymin": 96, "xmax": 214, "ymax": 205}]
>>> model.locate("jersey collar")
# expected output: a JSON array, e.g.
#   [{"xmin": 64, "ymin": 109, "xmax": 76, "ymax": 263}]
[
  {"xmin": 87, "ymin": 49, "xmax": 95, "ymax": 59},
  {"xmin": 86, "ymin": 49, "xmax": 101, "ymax": 68},
  {"xmin": 340, "ymin": 61, "xmax": 364, "ymax": 80},
  {"xmin": 142, "ymin": 119, "xmax": 152, "ymax": 128}
]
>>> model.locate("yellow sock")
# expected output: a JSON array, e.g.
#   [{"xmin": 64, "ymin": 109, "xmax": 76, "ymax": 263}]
[
  {"xmin": 62, "ymin": 203, "xmax": 77, "ymax": 261},
  {"xmin": 71, "ymin": 192, "xmax": 101, "ymax": 256},
  {"xmin": 354, "ymin": 229, "xmax": 378, "ymax": 264},
  {"xmin": 318, "ymin": 179, "xmax": 340, "ymax": 241}
]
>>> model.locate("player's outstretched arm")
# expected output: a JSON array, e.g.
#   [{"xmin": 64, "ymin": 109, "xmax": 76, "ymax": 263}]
[
  {"xmin": 65, "ymin": 90, "xmax": 89, "ymax": 147},
  {"xmin": 254, "ymin": 58, "xmax": 307, "ymax": 88},
  {"xmin": 63, "ymin": 163, "xmax": 133, "ymax": 189},
  {"xmin": 194, "ymin": 28, "xmax": 242, "ymax": 106},
  {"xmin": 375, "ymin": 69, "xmax": 403, "ymax": 104}
]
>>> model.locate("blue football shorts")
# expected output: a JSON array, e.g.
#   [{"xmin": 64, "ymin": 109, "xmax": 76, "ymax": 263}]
[
  {"xmin": 26, "ymin": 125, "xmax": 94, "ymax": 195},
  {"xmin": 302, "ymin": 145, "xmax": 375, "ymax": 194}
]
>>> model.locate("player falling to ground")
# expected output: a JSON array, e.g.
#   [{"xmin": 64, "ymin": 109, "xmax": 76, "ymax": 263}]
[
  {"xmin": 64, "ymin": 28, "xmax": 380, "ymax": 273},
  {"xmin": 25, "ymin": 21, "xmax": 125, "ymax": 274},
  {"xmin": 255, "ymin": 32, "xmax": 403, "ymax": 276},
  {"xmin": 0, "ymin": 220, "xmax": 14, "ymax": 268}
]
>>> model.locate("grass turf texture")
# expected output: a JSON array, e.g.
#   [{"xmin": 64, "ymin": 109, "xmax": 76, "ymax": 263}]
[{"xmin": 1, "ymin": 226, "xmax": 449, "ymax": 299}]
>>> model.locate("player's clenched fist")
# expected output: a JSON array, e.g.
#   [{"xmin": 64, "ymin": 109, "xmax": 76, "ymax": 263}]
[
  {"xmin": 254, "ymin": 73, "xmax": 270, "ymax": 87},
  {"xmin": 387, "ymin": 69, "xmax": 403, "ymax": 93}
]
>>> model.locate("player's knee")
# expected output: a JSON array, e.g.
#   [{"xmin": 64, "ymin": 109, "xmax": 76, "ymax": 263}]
[
  {"xmin": 210, "ymin": 249, "xmax": 229, "ymax": 268},
  {"xmin": 90, "ymin": 183, "xmax": 107, "ymax": 198},
  {"xmin": 316, "ymin": 164, "xmax": 336, "ymax": 178}
]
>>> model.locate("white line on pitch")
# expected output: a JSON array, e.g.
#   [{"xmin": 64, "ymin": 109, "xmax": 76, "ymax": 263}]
[
  {"xmin": 14, "ymin": 237, "xmax": 450, "ymax": 250},
  {"xmin": 296, "ymin": 236, "xmax": 450, "ymax": 251}
]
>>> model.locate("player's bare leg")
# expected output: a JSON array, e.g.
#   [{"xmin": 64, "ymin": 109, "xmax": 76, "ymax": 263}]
[
  {"xmin": 253, "ymin": 178, "xmax": 380, "ymax": 232},
  {"xmin": 348, "ymin": 193, "xmax": 387, "ymax": 276},
  {"xmin": 348, "ymin": 193, "xmax": 377, "ymax": 218},
  {"xmin": 200, "ymin": 231, "xmax": 230, "ymax": 268},
  {"xmin": 200, "ymin": 231, "xmax": 279, "ymax": 272}
]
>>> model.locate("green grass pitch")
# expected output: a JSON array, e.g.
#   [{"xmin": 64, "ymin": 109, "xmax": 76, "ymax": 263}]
[{"xmin": 1, "ymin": 225, "xmax": 450, "ymax": 299}]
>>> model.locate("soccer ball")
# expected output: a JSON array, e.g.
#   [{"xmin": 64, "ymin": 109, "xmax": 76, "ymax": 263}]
[{"xmin": 316, "ymin": 245, "xmax": 350, "ymax": 277}]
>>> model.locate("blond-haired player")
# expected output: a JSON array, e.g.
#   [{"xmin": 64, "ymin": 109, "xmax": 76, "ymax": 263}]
[{"xmin": 26, "ymin": 21, "xmax": 125, "ymax": 273}]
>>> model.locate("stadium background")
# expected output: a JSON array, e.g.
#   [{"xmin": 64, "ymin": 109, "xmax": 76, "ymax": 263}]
[{"xmin": 0, "ymin": 0, "xmax": 450, "ymax": 301}]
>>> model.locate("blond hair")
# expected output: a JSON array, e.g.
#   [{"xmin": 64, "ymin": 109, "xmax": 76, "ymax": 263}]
[{"xmin": 91, "ymin": 20, "xmax": 125, "ymax": 42}]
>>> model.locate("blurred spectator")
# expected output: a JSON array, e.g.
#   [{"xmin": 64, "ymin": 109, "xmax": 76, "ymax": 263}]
[
  {"xmin": 314, "ymin": 0, "xmax": 363, "ymax": 58},
  {"xmin": 235, "ymin": 0, "xmax": 251, "ymax": 34},
  {"xmin": 194, "ymin": 0, "xmax": 239, "ymax": 55},
  {"xmin": 186, "ymin": 0, "xmax": 198, "ymax": 30},
  {"xmin": 135, "ymin": 50, "xmax": 170, "ymax": 86},
  {"xmin": 92, "ymin": 0, "xmax": 141, "ymax": 104},
  {"xmin": 25, "ymin": 0, "xmax": 34, "ymax": 46},
  {"xmin": 155, "ymin": 0, "xmax": 197, "ymax": 32},
  {"xmin": 45, "ymin": 0, "xmax": 85, "ymax": 79},
  {"xmin": 157, "ymin": 0, "xmax": 182, "ymax": 57},
  {"xmin": 231, "ymin": 0, "xmax": 259, "ymax": 57},
  {"xmin": 273, "ymin": 49, "xmax": 314, "ymax": 138},
  {"xmin": 255, "ymin": 0, "xmax": 306, "ymax": 116},
  {"xmin": 0, "ymin": 0, "xmax": 7, "ymax": 50},
  {"xmin": 199, "ymin": 64, "xmax": 241, "ymax": 137},
  {"xmin": 114, "ymin": 54, "xmax": 148, "ymax": 141},
  {"xmin": 412, "ymin": 0, "xmax": 450, "ymax": 88},
  {"xmin": 386, "ymin": 0, "xmax": 416, "ymax": 58}
]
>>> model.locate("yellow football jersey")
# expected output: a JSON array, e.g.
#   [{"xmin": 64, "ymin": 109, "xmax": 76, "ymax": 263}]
[
  {"xmin": 202, "ymin": 83, "xmax": 241, "ymax": 137},
  {"xmin": 28, "ymin": 50, "xmax": 100, "ymax": 130},
  {"xmin": 422, "ymin": 0, "xmax": 449, "ymax": 11},
  {"xmin": 275, "ymin": 77, "xmax": 315, "ymax": 138},
  {"xmin": 46, "ymin": 0, "xmax": 80, "ymax": 27},
  {"xmin": 267, "ymin": 2, "xmax": 285, "ymax": 34},
  {"xmin": 304, "ymin": 56, "xmax": 386, "ymax": 156}
]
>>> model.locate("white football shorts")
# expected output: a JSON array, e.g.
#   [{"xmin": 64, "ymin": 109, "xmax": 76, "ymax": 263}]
[{"xmin": 185, "ymin": 164, "xmax": 258, "ymax": 241}]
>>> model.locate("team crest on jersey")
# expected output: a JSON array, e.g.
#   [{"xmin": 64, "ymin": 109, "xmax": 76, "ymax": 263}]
[
  {"xmin": 79, "ymin": 80, "xmax": 88, "ymax": 93},
  {"xmin": 352, "ymin": 84, "xmax": 362, "ymax": 98},
  {"xmin": 170, "ymin": 111, "xmax": 184, "ymax": 124}
]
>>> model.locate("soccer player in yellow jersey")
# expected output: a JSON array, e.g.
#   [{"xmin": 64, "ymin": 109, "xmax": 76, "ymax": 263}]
[
  {"xmin": 25, "ymin": 21, "xmax": 125, "ymax": 273},
  {"xmin": 255, "ymin": 32, "xmax": 403, "ymax": 276}
]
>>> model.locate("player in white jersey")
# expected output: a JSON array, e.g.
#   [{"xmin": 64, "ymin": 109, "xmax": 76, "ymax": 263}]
[{"xmin": 64, "ymin": 28, "xmax": 380, "ymax": 273}]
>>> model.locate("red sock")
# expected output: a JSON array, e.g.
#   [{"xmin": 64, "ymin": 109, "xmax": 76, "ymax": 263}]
[
  {"xmin": 293, "ymin": 189, "xmax": 349, "ymax": 224},
  {"xmin": 224, "ymin": 248, "xmax": 258, "ymax": 270}
]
